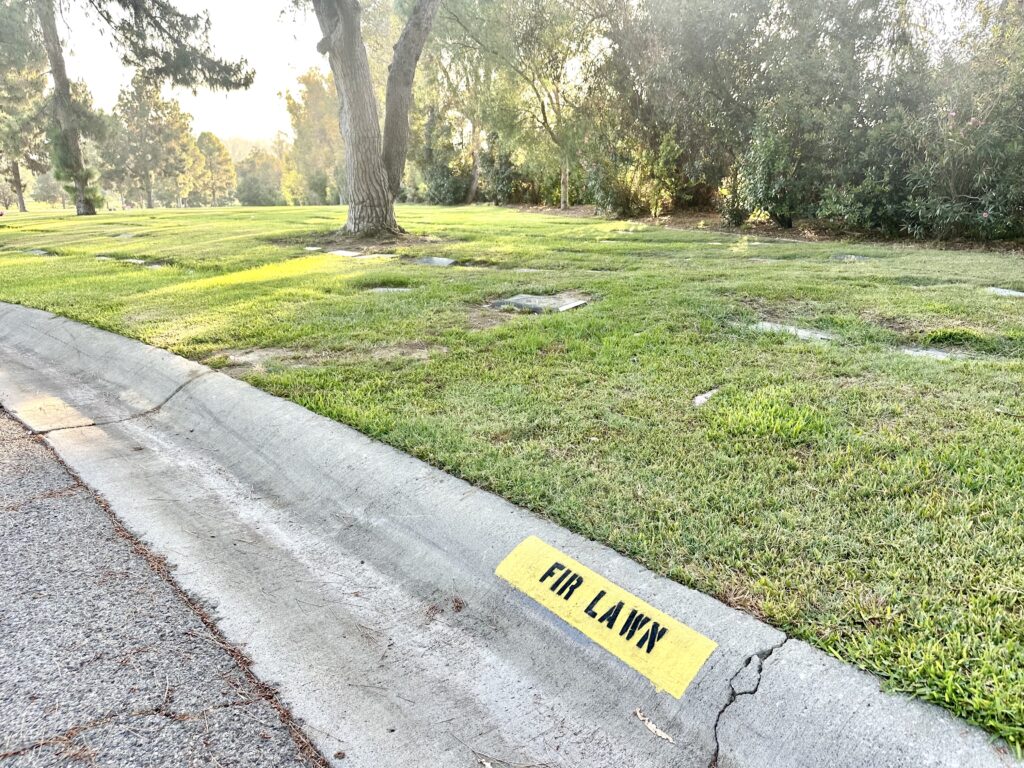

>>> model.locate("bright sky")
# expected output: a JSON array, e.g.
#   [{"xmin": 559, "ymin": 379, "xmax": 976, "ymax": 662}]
[{"xmin": 60, "ymin": 0, "xmax": 328, "ymax": 142}]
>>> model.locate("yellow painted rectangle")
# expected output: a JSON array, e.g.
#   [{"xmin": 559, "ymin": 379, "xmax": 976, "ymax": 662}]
[{"xmin": 495, "ymin": 536, "xmax": 717, "ymax": 699}]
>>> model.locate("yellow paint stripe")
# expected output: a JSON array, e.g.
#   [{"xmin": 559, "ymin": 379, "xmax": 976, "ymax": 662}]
[{"xmin": 496, "ymin": 536, "xmax": 717, "ymax": 699}]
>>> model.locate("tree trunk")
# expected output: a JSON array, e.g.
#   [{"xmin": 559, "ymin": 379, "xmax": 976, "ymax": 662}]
[
  {"xmin": 381, "ymin": 0, "xmax": 442, "ymax": 198},
  {"xmin": 145, "ymin": 175, "xmax": 154, "ymax": 209},
  {"xmin": 313, "ymin": 0, "xmax": 439, "ymax": 236},
  {"xmin": 10, "ymin": 162, "xmax": 26, "ymax": 213},
  {"xmin": 314, "ymin": 0, "xmax": 397, "ymax": 236},
  {"xmin": 560, "ymin": 158, "xmax": 570, "ymax": 210},
  {"xmin": 465, "ymin": 122, "xmax": 481, "ymax": 204},
  {"xmin": 34, "ymin": 0, "xmax": 96, "ymax": 216}
]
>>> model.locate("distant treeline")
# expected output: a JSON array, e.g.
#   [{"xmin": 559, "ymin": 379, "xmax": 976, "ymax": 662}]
[{"xmin": 4, "ymin": 0, "xmax": 1022, "ymax": 241}]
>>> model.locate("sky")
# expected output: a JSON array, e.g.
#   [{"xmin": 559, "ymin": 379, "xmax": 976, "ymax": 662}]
[{"xmin": 61, "ymin": 0, "xmax": 328, "ymax": 142}]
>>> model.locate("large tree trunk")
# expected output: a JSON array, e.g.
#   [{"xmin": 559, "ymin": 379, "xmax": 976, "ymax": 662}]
[
  {"xmin": 10, "ymin": 162, "xmax": 26, "ymax": 213},
  {"xmin": 34, "ymin": 0, "xmax": 96, "ymax": 216},
  {"xmin": 313, "ymin": 0, "xmax": 440, "ymax": 236},
  {"xmin": 381, "ymin": 0, "xmax": 442, "ymax": 198},
  {"xmin": 314, "ymin": 0, "xmax": 397, "ymax": 236}
]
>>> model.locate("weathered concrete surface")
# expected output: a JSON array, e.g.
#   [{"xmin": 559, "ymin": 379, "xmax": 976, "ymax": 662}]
[
  {"xmin": 692, "ymin": 388, "xmax": 719, "ymax": 408},
  {"xmin": 751, "ymin": 321, "xmax": 836, "ymax": 342},
  {"xmin": 412, "ymin": 256, "xmax": 455, "ymax": 267},
  {"xmin": 0, "ymin": 411, "xmax": 317, "ymax": 767},
  {"xmin": 0, "ymin": 301, "xmax": 1016, "ymax": 768},
  {"xmin": 900, "ymin": 346, "xmax": 968, "ymax": 361},
  {"xmin": 490, "ymin": 291, "xmax": 590, "ymax": 313},
  {"xmin": 987, "ymin": 286, "xmax": 1024, "ymax": 298},
  {"xmin": 717, "ymin": 641, "xmax": 1009, "ymax": 768}
]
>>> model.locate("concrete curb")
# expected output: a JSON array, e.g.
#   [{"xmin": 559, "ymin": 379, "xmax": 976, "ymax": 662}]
[{"xmin": 0, "ymin": 301, "xmax": 1014, "ymax": 767}]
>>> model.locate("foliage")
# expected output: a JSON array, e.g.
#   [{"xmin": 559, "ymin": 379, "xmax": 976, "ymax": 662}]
[
  {"xmin": 478, "ymin": 133, "xmax": 526, "ymax": 205},
  {"xmin": 398, "ymin": 0, "xmax": 1024, "ymax": 242},
  {"xmin": 48, "ymin": 83, "xmax": 105, "ymax": 210},
  {"xmin": 0, "ymin": 0, "xmax": 40, "ymax": 71},
  {"xmin": 285, "ymin": 70, "xmax": 344, "ymax": 205},
  {"xmin": 0, "ymin": 63, "xmax": 50, "ymax": 208},
  {"xmin": 235, "ymin": 148, "xmax": 285, "ymax": 206},
  {"xmin": 408, "ymin": 105, "xmax": 473, "ymax": 205},
  {"xmin": 29, "ymin": 170, "xmax": 65, "ymax": 206},
  {"xmin": 100, "ymin": 75, "xmax": 196, "ymax": 207},
  {"xmin": 195, "ymin": 132, "xmax": 236, "ymax": 206},
  {"xmin": 82, "ymin": 0, "xmax": 253, "ymax": 90},
  {"xmin": 0, "ymin": 175, "xmax": 14, "ymax": 207}
]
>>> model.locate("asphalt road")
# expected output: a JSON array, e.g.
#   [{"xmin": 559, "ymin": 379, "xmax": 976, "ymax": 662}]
[{"xmin": 0, "ymin": 409, "xmax": 324, "ymax": 767}]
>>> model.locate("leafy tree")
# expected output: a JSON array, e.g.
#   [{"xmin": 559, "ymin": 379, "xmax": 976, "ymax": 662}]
[
  {"xmin": 158, "ymin": 132, "xmax": 207, "ymax": 207},
  {"xmin": 0, "ymin": 175, "xmax": 15, "ymax": 208},
  {"xmin": 235, "ymin": 148, "xmax": 285, "ymax": 206},
  {"xmin": 444, "ymin": 0, "xmax": 609, "ymax": 209},
  {"xmin": 196, "ymin": 132, "xmax": 236, "ymax": 206},
  {"xmin": 102, "ymin": 76, "xmax": 196, "ymax": 208},
  {"xmin": 285, "ymin": 70, "xmax": 344, "ymax": 205},
  {"xmin": 30, "ymin": 169, "xmax": 65, "ymax": 207},
  {"xmin": 0, "ymin": 64, "xmax": 48, "ymax": 212},
  {"xmin": 0, "ymin": 1, "xmax": 49, "ymax": 212},
  {"xmin": 29, "ymin": 0, "xmax": 252, "ymax": 215}
]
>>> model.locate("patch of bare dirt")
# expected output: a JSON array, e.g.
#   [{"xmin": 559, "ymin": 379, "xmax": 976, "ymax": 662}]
[
  {"xmin": 509, "ymin": 203, "xmax": 603, "ymax": 219},
  {"xmin": 859, "ymin": 310, "xmax": 926, "ymax": 334},
  {"xmin": 734, "ymin": 296, "xmax": 821, "ymax": 324},
  {"xmin": 210, "ymin": 342, "xmax": 447, "ymax": 372},
  {"xmin": 368, "ymin": 341, "xmax": 447, "ymax": 362},
  {"xmin": 211, "ymin": 348, "xmax": 305, "ymax": 373},
  {"xmin": 467, "ymin": 307, "xmax": 515, "ymax": 330}
]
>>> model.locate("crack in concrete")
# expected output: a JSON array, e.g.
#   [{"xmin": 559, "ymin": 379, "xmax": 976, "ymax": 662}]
[
  {"xmin": 35, "ymin": 371, "xmax": 213, "ymax": 436},
  {"xmin": 708, "ymin": 637, "xmax": 790, "ymax": 768}
]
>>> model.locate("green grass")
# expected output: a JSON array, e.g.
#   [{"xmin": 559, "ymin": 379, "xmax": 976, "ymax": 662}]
[{"xmin": 2, "ymin": 205, "xmax": 1023, "ymax": 748}]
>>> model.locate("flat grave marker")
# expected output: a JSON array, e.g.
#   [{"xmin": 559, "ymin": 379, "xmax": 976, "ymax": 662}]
[
  {"xmin": 490, "ymin": 292, "xmax": 591, "ymax": 314},
  {"xmin": 752, "ymin": 321, "xmax": 835, "ymax": 342},
  {"xmin": 692, "ymin": 388, "xmax": 719, "ymax": 408},
  {"xmin": 986, "ymin": 287, "xmax": 1024, "ymax": 298},
  {"xmin": 413, "ymin": 256, "xmax": 456, "ymax": 267},
  {"xmin": 900, "ymin": 347, "xmax": 965, "ymax": 361}
]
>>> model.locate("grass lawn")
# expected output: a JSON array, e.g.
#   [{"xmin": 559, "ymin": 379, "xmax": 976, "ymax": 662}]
[{"xmin": 2, "ymin": 205, "xmax": 1023, "ymax": 748}]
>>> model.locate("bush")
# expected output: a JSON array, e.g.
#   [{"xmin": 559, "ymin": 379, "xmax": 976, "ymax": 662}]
[{"xmin": 479, "ymin": 134, "xmax": 527, "ymax": 205}]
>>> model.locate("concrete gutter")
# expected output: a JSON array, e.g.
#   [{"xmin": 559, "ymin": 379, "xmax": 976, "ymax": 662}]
[{"xmin": 0, "ymin": 300, "xmax": 1014, "ymax": 768}]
